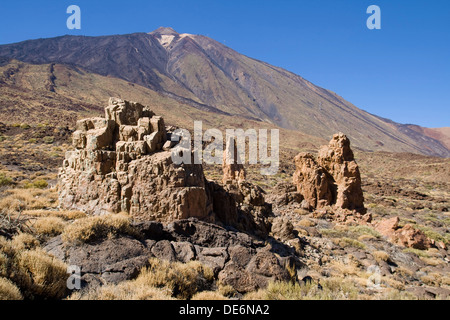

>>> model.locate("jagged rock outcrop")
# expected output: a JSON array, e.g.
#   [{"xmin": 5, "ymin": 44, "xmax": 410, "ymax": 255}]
[
  {"xmin": 59, "ymin": 98, "xmax": 208, "ymax": 221},
  {"xmin": 59, "ymin": 98, "xmax": 273, "ymax": 237},
  {"xmin": 293, "ymin": 153, "xmax": 335, "ymax": 210},
  {"xmin": 207, "ymin": 180, "xmax": 273, "ymax": 238},
  {"xmin": 293, "ymin": 133, "xmax": 367, "ymax": 220},
  {"xmin": 317, "ymin": 133, "xmax": 365, "ymax": 213},
  {"xmin": 376, "ymin": 217, "xmax": 432, "ymax": 249}
]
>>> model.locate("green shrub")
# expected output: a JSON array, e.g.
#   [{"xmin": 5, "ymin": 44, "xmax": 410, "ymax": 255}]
[
  {"xmin": 349, "ymin": 225, "xmax": 381, "ymax": 238},
  {"xmin": 24, "ymin": 179, "xmax": 48, "ymax": 189},
  {"xmin": 338, "ymin": 237, "xmax": 367, "ymax": 249},
  {"xmin": 43, "ymin": 136, "xmax": 54, "ymax": 144},
  {"xmin": 0, "ymin": 173, "xmax": 13, "ymax": 187}
]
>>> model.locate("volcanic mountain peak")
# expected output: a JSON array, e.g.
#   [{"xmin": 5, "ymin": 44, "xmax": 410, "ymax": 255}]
[
  {"xmin": 149, "ymin": 27, "xmax": 195, "ymax": 49},
  {"xmin": 150, "ymin": 26, "xmax": 179, "ymax": 36}
]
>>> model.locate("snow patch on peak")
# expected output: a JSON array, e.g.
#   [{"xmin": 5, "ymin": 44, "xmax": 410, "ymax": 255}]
[{"xmin": 158, "ymin": 35, "xmax": 175, "ymax": 48}]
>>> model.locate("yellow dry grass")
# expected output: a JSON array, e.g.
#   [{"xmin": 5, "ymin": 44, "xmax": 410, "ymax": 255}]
[
  {"xmin": 0, "ymin": 188, "xmax": 58, "ymax": 214},
  {"xmin": 32, "ymin": 216, "xmax": 67, "ymax": 236},
  {"xmin": 16, "ymin": 249, "xmax": 68, "ymax": 298},
  {"xmin": 68, "ymin": 258, "xmax": 215, "ymax": 300},
  {"xmin": 372, "ymin": 251, "xmax": 390, "ymax": 263},
  {"xmin": 0, "ymin": 277, "xmax": 23, "ymax": 300},
  {"xmin": 68, "ymin": 282, "xmax": 174, "ymax": 300},
  {"xmin": 0, "ymin": 235, "xmax": 68, "ymax": 299},
  {"xmin": 136, "ymin": 258, "xmax": 214, "ymax": 299},
  {"xmin": 24, "ymin": 209, "xmax": 86, "ymax": 220},
  {"xmin": 61, "ymin": 213, "xmax": 137, "ymax": 244}
]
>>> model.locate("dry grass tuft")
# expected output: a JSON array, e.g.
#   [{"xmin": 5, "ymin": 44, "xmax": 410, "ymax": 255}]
[
  {"xmin": 33, "ymin": 216, "xmax": 67, "ymax": 237},
  {"xmin": 136, "ymin": 258, "xmax": 214, "ymax": 299},
  {"xmin": 297, "ymin": 219, "xmax": 316, "ymax": 227},
  {"xmin": 0, "ymin": 277, "xmax": 23, "ymax": 300},
  {"xmin": 218, "ymin": 284, "xmax": 238, "ymax": 298},
  {"xmin": 244, "ymin": 278, "xmax": 362, "ymax": 300},
  {"xmin": 61, "ymin": 213, "xmax": 137, "ymax": 244},
  {"xmin": 68, "ymin": 258, "xmax": 215, "ymax": 300},
  {"xmin": 11, "ymin": 233, "xmax": 40, "ymax": 251},
  {"xmin": 372, "ymin": 251, "xmax": 390, "ymax": 263},
  {"xmin": 24, "ymin": 210, "xmax": 86, "ymax": 220},
  {"xmin": 334, "ymin": 237, "xmax": 367, "ymax": 250},
  {"xmin": 68, "ymin": 282, "xmax": 175, "ymax": 300},
  {"xmin": 0, "ymin": 188, "xmax": 57, "ymax": 214},
  {"xmin": 0, "ymin": 236, "xmax": 68, "ymax": 299},
  {"xmin": 15, "ymin": 249, "xmax": 68, "ymax": 299}
]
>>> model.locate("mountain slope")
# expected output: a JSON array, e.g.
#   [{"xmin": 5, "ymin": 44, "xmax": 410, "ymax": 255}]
[
  {"xmin": 0, "ymin": 27, "xmax": 448, "ymax": 157},
  {"xmin": 0, "ymin": 60, "xmax": 324, "ymax": 154}
]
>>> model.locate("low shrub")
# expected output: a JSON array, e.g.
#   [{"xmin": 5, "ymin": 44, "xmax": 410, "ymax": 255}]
[{"xmin": 0, "ymin": 173, "xmax": 12, "ymax": 187}]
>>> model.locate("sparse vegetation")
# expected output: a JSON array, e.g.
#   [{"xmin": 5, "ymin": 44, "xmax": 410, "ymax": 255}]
[
  {"xmin": 32, "ymin": 216, "xmax": 67, "ymax": 237},
  {"xmin": 43, "ymin": 136, "xmax": 54, "ymax": 144},
  {"xmin": 372, "ymin": 251, "xmax": 390, "ymax": 263},
  {"xmin": 0, "ymin": 236, "xmax": 68, "ymax": 299},
  {"xmin": 24, "ymin": 179, "xmax": 48, "ymax": 189},
  {"xmin": 61, "ymin": 214, "xmax": 138, "ymax": 244},
  {"xmin": 0, "ymin": 70, "xmax": 448, "ymax": 301},
  {"xmin": 0, "ymin": 173, "xmax": 12, "ymax": 187},
  {"xmin": 244, "ymin": 278, "xmax": 364, "ymax": 300},
  {"xmin": 68, "ymin": 258, "xmax": 214, "ymax": 300},
  {"xmin": 335, "ymin": 237, "xmax": 367, "ymax": 250},
  {"xmin": 0, "ymin": 277, "xmax": 23, "ymax": 300}
]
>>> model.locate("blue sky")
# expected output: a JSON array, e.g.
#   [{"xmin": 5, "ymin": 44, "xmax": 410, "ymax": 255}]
[{"xmin": 0, "ymin": 0, "xmax": 449, "ymax": 128}]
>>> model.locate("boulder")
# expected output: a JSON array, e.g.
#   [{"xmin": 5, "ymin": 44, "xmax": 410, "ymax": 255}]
[
  {"xmin": 376, "ymin": 217, "xmax": 432, "ymax": 249},
  {"xmin": 395, "ymin": 224, "xmax": 432, "ymax": 250},
  {"xmin": 376, "ymin": 217, "xmax": 400, "ymax": 238},
  {"xmin": 271, "ymin": 216, "xmax": 297, "ymax": 241}
]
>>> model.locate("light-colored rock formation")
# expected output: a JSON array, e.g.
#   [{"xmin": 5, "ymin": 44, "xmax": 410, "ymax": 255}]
[
  {"xmin": 59, "ymin": 98, "xmax": 208, "ymax": 221},
  {"xmin": 293, "ymin": 153, "xmax": 334, "ymax": 210},
  {"xmin": 293, "ymin": 133, "xmax": 367, "ymax": 221},
  {"xmin": 318, "ymin": 133, "xmax": 365, "ymax": 213}
]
